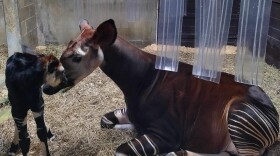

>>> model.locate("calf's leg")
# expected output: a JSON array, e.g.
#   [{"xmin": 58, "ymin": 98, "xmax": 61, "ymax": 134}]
[
  {"xmin": 13, "ymin": 116, "xmax": 30, "ymax": 156},
  {"xmin": 32, "ymin": 111, "xmax": 51, "ymax": 156},
  {"xmin": 8, "ymin": 123, "xmax": 20, "ymax": 156}
]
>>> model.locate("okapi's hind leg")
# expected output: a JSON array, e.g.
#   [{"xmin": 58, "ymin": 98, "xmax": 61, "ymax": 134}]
[
  {"xmin": 228, "ymin": 99, "xmax": 279, "ymax": 156},
  {"xmin": 101, "ymin": 108, "xmax": 134, "ymax": 129},
  {"xmin": 32, "ymin": 111, "xmax": 53, "ymax": 156}
]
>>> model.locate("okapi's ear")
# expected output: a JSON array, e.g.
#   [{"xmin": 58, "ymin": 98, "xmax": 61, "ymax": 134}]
[
  {"xmin": 47, "ymin": 55, "xmax": 59, "ymax": 73},
  {"xmin": 91, "ymin": 19, "xmax": 117, "ymax": 47},
  {"xmin": 79, "ymin": 19, "xmax": 92, "ymax": 31}
]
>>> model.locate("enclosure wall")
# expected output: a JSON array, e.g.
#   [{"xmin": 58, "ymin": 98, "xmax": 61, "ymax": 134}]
[
  {"xmin": 0, "ymin": 0, "xmax": 6, "ymax": 45},
  {"xmin": 266, "ymin": 0, "xmax": 280, "ymax": 68},
  {"xmin": 181, "ymin": 0, "xmax": 280, "ymax": 69},
  {"xmin": 17, "ymin": 0, "xmax": 38, "ymax": 47},
  {"xmin": 36, "ymin": 0, "xmax": 157, "ymax": 47}
]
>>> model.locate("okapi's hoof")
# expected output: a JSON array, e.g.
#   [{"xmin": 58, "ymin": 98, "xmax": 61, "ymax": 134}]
[
  {"xmin": 100, "ymin": 111, "xmax": 119, "ymax": 129},
  {"xmin": 8, "ymin": 142, "xmax": 20, "ymax": 156}
]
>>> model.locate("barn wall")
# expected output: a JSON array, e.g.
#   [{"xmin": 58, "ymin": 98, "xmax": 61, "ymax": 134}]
[
  {"xmin": 181, "ymin": 0, "xmax": 280, "ymax": 69},
  {"xmin": 35, "ymin": 0, "xmax": 157, "ymax": 47},
  {"xmin": 0, "ymin": 0, "xmax": 6, "ymax": 45},
  {"xmin": 266, "ymin": 0, "xmax": 280, "ymax": 68},
  {"xmin": 181, "ymin": 0, "xmax": 240, "ymax": 47},
  {"xmin": 17, "ymin": 0, "xmax": 38, "ymax": 47}
]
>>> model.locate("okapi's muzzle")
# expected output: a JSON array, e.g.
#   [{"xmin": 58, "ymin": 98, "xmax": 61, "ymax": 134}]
[{"xmin": 42, "ymin": 76, "xmax": 73, "ymax": 95}]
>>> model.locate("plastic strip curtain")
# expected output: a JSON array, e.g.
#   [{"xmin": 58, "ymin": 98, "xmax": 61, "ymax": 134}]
[
  {"xmin": 235, "ymin": 0, "xmax": 272, "ymax": 86},
  {"xmin": 192, "ymin": 0, "xmax": 233, "ymax": 83},
  {"xmin": 155, "ymin": 0, "xmax": 184, "ymax": 72}
]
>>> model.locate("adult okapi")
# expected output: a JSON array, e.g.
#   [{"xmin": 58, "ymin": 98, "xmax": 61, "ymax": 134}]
[
  {"xmin": 43, "ymin": 19, "xmax": 279, "ymax": 156},
  {"xmin": 6, "ymin": 51, "xmax": 66, "ymax": 156}
]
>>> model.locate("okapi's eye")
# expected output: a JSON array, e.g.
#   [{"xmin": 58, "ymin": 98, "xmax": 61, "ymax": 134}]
[{"xmin": 72, "ymin": 55, "xmax": 82, "ymax": 63}]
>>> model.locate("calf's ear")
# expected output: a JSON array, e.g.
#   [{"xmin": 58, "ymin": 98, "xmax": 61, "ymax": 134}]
[
  {"xmin": 47, "ymin": 61, "xmax": 56, "ymax": 73},
  {"xmin": 47, "ymin": 55, "xmax": 59, "ymax": 73},
  {"xmin": 91, "ymin": 19, "xmax": 117, "ymax": 47}
]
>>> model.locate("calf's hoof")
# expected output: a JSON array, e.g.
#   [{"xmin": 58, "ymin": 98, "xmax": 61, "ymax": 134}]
[{"xmin": 8, "ymin": 142, "xmax": 20, "ymax": 156}]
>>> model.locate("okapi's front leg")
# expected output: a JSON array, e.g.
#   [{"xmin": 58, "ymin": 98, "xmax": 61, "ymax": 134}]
[
  {"xmin": 32, "ymin": 111, "xmax": 53, "ymax": 156},
  {"xmin": 166, "ymin": 151, "xmax": 234, "ymax": 156},
  {"xmin": 115, "ymin": 134, "xmax": 177, "ymax": 156},
  {"xmin": 101, "ymin": 108, "xmax": 134, "ymax": 129},
  {"xmin": 12, "ymin": 116, "xmax": 30, "ymax": 156}
]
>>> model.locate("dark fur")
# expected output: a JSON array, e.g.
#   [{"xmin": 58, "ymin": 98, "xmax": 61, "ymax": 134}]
[{"xmin": 5, "ymin": 52, "xmax": 63, "ymax": 156}]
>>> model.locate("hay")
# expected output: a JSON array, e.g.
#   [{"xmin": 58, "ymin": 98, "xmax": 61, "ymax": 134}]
[{"xmin": 0, "ymin": 44, "xmax": 279, "ymax": 155}]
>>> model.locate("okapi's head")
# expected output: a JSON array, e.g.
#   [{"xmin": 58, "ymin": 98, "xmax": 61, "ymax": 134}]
[{"xmin": 43, "ymin": 19, "xmax": 117, "ymax": 95}]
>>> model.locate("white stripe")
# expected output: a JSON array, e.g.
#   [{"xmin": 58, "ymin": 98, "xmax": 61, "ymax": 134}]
[
  {"xmin": 135, "ymin": 138, "xmax": 147, "ymax": 156},
  {"xmin": 127, "ymin": 141, "xmax": 141, "ymax": 156},
  {"xmin": 101, "ymin": 116, "xmax": 113, "ymax": 125},
  {"xmin": 143, "ymin": 135, "xmax": 157, "ymax": 155}
]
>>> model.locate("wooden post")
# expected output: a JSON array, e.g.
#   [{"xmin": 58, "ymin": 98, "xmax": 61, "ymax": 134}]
[{"xmin": 3, "ymin": 0, "xmax": 22, "ymax": 56}]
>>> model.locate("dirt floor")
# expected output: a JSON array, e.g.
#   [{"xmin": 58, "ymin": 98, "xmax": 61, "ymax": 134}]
[{"xmin": 0, "ymin": 44, "xmax": 279, "ymax": 155}]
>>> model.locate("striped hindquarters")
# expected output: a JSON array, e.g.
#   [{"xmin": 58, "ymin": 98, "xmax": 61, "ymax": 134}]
[{"xmin": 228, "ymin": 103, "xmax": 279, "ymax": 156}]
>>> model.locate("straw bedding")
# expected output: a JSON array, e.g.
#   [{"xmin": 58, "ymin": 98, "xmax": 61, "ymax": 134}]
[{"xmin": 0, "ymin": 44, "xmax": 279, "ymax": 155}]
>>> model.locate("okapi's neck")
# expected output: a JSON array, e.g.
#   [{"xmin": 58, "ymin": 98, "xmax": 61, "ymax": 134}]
[{"xmin": 99, "ymin": 37, "xmax": 157, "ymax": 97}]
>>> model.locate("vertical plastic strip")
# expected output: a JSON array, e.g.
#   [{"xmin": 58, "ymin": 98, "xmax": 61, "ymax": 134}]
[
  {"xmin": 192, "ymin": 0, "xmax": 233, "ymax": 83},
  {"xmin": 235, "ymin": 0, "xmax": 272, "ymax": 86},
  {"xmin": 155, "ymin": 0, "xmax": 184, "ymax": 72}
]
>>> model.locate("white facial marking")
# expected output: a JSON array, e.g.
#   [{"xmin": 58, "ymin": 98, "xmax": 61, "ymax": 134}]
[
  {"xmin": 75, "ymin": 47, "xmax": 86, "ymax": 56},
  {"xmin": 46, "ymin": 72, "xmax": 61, "ymax": 87},
  {"xmin": 58, "ymin": 64, "xmax": 64, "ymax": 71},
  {"xmin": 98, "ymin": 47, "xmax": 104, "ymax": 60}
]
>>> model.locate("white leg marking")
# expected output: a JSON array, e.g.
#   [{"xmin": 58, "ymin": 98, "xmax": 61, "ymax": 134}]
[
  {"xmin": 143, "ymin": 135, "xmax": 157, "ymax": 155},
  {"xmin": 114, "ymin": 109, "xmax": 131, "ymax": 124},
  {"xmin": 115, "ymin": 152, "xmax": 128, "ymax": 156},
  {"xmin": 166, "ymin": 152, "xmax": 177, "ymax": 156},
  {"xmin": 135, "ymin": 138, "xmax": 147, "ymax": 156},
  {"xmin": 127, "ymin": 141, "xmax": 141, "ymax": 156},
  {"xmin": 167, "ymin": 151, "xmax": 231, "ymax": 156},
  {"xmin": 101, "ymin": 116, "xmax": 114, "ymax": 125},
  {"xmin": 32, "ymin": 111, "xmax": 43, "ymax": 118},
  {"xmin": 114, "ymin": 124, "xmax": 135, "ymax": 130}
]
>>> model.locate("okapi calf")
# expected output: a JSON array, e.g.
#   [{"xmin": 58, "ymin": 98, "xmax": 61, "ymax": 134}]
[
  {"xmin": 43, "ymin": 19, "xmax": 279, "ymax": 156},
  {"xmin": 5, "ymin": 52, "xmax": 66, "ymax": 156}
]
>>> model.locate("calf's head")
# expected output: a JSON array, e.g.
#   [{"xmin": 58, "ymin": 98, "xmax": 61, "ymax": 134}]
[
  {"xmin": 42, "ymin": 54, "xmax": 66, "ymax": 87},
  {"xmin": 43, "ymin": 19, "xmax": 117, "ymax": 95}
]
